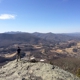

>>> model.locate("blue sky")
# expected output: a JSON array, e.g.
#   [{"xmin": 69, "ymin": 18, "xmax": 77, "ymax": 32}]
[{"xmin": 0, "ymin": 0, "xmax": 80, "ymax": 33}]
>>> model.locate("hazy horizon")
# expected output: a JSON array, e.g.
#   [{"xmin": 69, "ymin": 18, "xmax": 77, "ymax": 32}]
[{"xmin": 0, "ymin": 31, "xmax": 80, "ymax": 34}]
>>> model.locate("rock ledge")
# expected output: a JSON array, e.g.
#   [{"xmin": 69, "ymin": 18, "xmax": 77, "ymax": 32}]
[{"xmin": 0, "ymin": 60, "xmax": 79, "ymax": 80}]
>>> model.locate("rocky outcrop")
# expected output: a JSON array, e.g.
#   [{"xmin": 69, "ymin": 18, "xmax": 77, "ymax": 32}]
[{"xmin": 0, "ymin": 59, "xmax": 79, "ymax": 80}]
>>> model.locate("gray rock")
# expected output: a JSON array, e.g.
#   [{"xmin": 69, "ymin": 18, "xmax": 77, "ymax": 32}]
[{"xmin": 0, "ymin": 60, "xmax": 79, "ymax": 80}]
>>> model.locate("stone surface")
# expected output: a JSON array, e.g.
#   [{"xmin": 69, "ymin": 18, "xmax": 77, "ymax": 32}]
[{"xmin": 0, "ymin": 59, "xmax": 80, "ymax": 80}]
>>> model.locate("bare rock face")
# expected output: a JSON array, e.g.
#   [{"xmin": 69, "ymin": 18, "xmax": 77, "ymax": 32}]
[{"xmin": 0, "ymin": 59, "xmax": 80, "ymax": 80}]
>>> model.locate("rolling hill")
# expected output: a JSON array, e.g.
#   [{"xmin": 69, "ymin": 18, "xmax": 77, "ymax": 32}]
[
  {"xmin": 0, "ymin": 32, "xmax": 80, "ymax": 47},
  {"xmin": 0, "ymin": 33, "xmax": 51, "ymax": 47},
  {"xmin": 32, "ymin": 32, "xmax": 80, "ymax": 42}
]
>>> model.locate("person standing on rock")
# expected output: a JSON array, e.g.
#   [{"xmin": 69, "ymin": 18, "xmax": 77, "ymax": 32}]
[{"xmin": 16, "ymin": 47, "xmax": 21, "ymax": 62}]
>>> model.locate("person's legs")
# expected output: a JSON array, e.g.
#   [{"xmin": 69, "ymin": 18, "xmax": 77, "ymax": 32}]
[
  {"xmin": 16, "ymin": 53, "xmax": 21, "ymax": 61},
  {"xmin": 19, "ymin": 54, "xmax": 21, "ymax": 61},
  {"xmin": 16, "ymin": 55, "xmax": 18, "ymax": 62}
]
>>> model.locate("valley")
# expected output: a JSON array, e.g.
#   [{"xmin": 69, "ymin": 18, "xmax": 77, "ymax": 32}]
[{"xmin": 0, "ymin": 32, "xmax": 80, "ymax": 77}]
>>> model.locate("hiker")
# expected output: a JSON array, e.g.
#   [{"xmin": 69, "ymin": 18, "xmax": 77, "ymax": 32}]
[{"xmin": 16, "ymin": 47, "xmax": 21, "ymax": 62}]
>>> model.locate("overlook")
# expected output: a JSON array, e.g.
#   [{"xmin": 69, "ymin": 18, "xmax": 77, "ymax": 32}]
[{"xmin": 0, "ymin": 59, "xmax": 80, "ymax": 80}]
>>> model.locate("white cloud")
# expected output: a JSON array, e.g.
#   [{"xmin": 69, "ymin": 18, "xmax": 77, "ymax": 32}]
[{"xmin": 0, "ymin": 14, "xmax": 16, "ymax": 20}]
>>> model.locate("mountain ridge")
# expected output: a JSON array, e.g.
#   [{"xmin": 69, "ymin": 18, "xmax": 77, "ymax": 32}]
[
  {"xmin": 0, "ymin": 33, "xmax": 51, "ymax": 47},
  {"xmin": 0, "ymin": 32, "xmax": 80, "ymax": 48},
  {"xmin": 32, "ymin": 32, "xmax": 80, "ymax": 42}
]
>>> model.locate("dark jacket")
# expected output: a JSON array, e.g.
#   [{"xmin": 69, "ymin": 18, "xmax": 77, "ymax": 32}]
[{"xmin": 17, "ymin": 48, "xmax": 21, "ymax": 54}]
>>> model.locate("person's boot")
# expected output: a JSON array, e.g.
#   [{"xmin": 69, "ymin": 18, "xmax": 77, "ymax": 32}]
[
  {"xmin": 17, "ymin": 59, "xmax": 18, "ymax": 62},
  {"xmin": 19, "ymin": 55, "xmax": 21, "ymax": 61}
]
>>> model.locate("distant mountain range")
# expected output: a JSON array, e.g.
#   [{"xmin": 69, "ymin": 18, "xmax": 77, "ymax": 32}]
[
  {"xmin": 0, "ymin": 33, "xmax": 51, "ymax": 47},
  {"xmin": 4, "ymin": 31, "xmax": 26, "ymax": 34},
  {"xmin": 0, "ymin": 32, "xmax": 80, "ymax": 47},
  {"xmin": 4, "ymin": 31, "xmax": 80, "ymax": 37},
  {"xmin": 63, "ymin": 33, "xmax": 80, "ymax": 37},
  {"xmin": 32, "ymin": 32, "xmax": 80, "ymax": 42}
]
